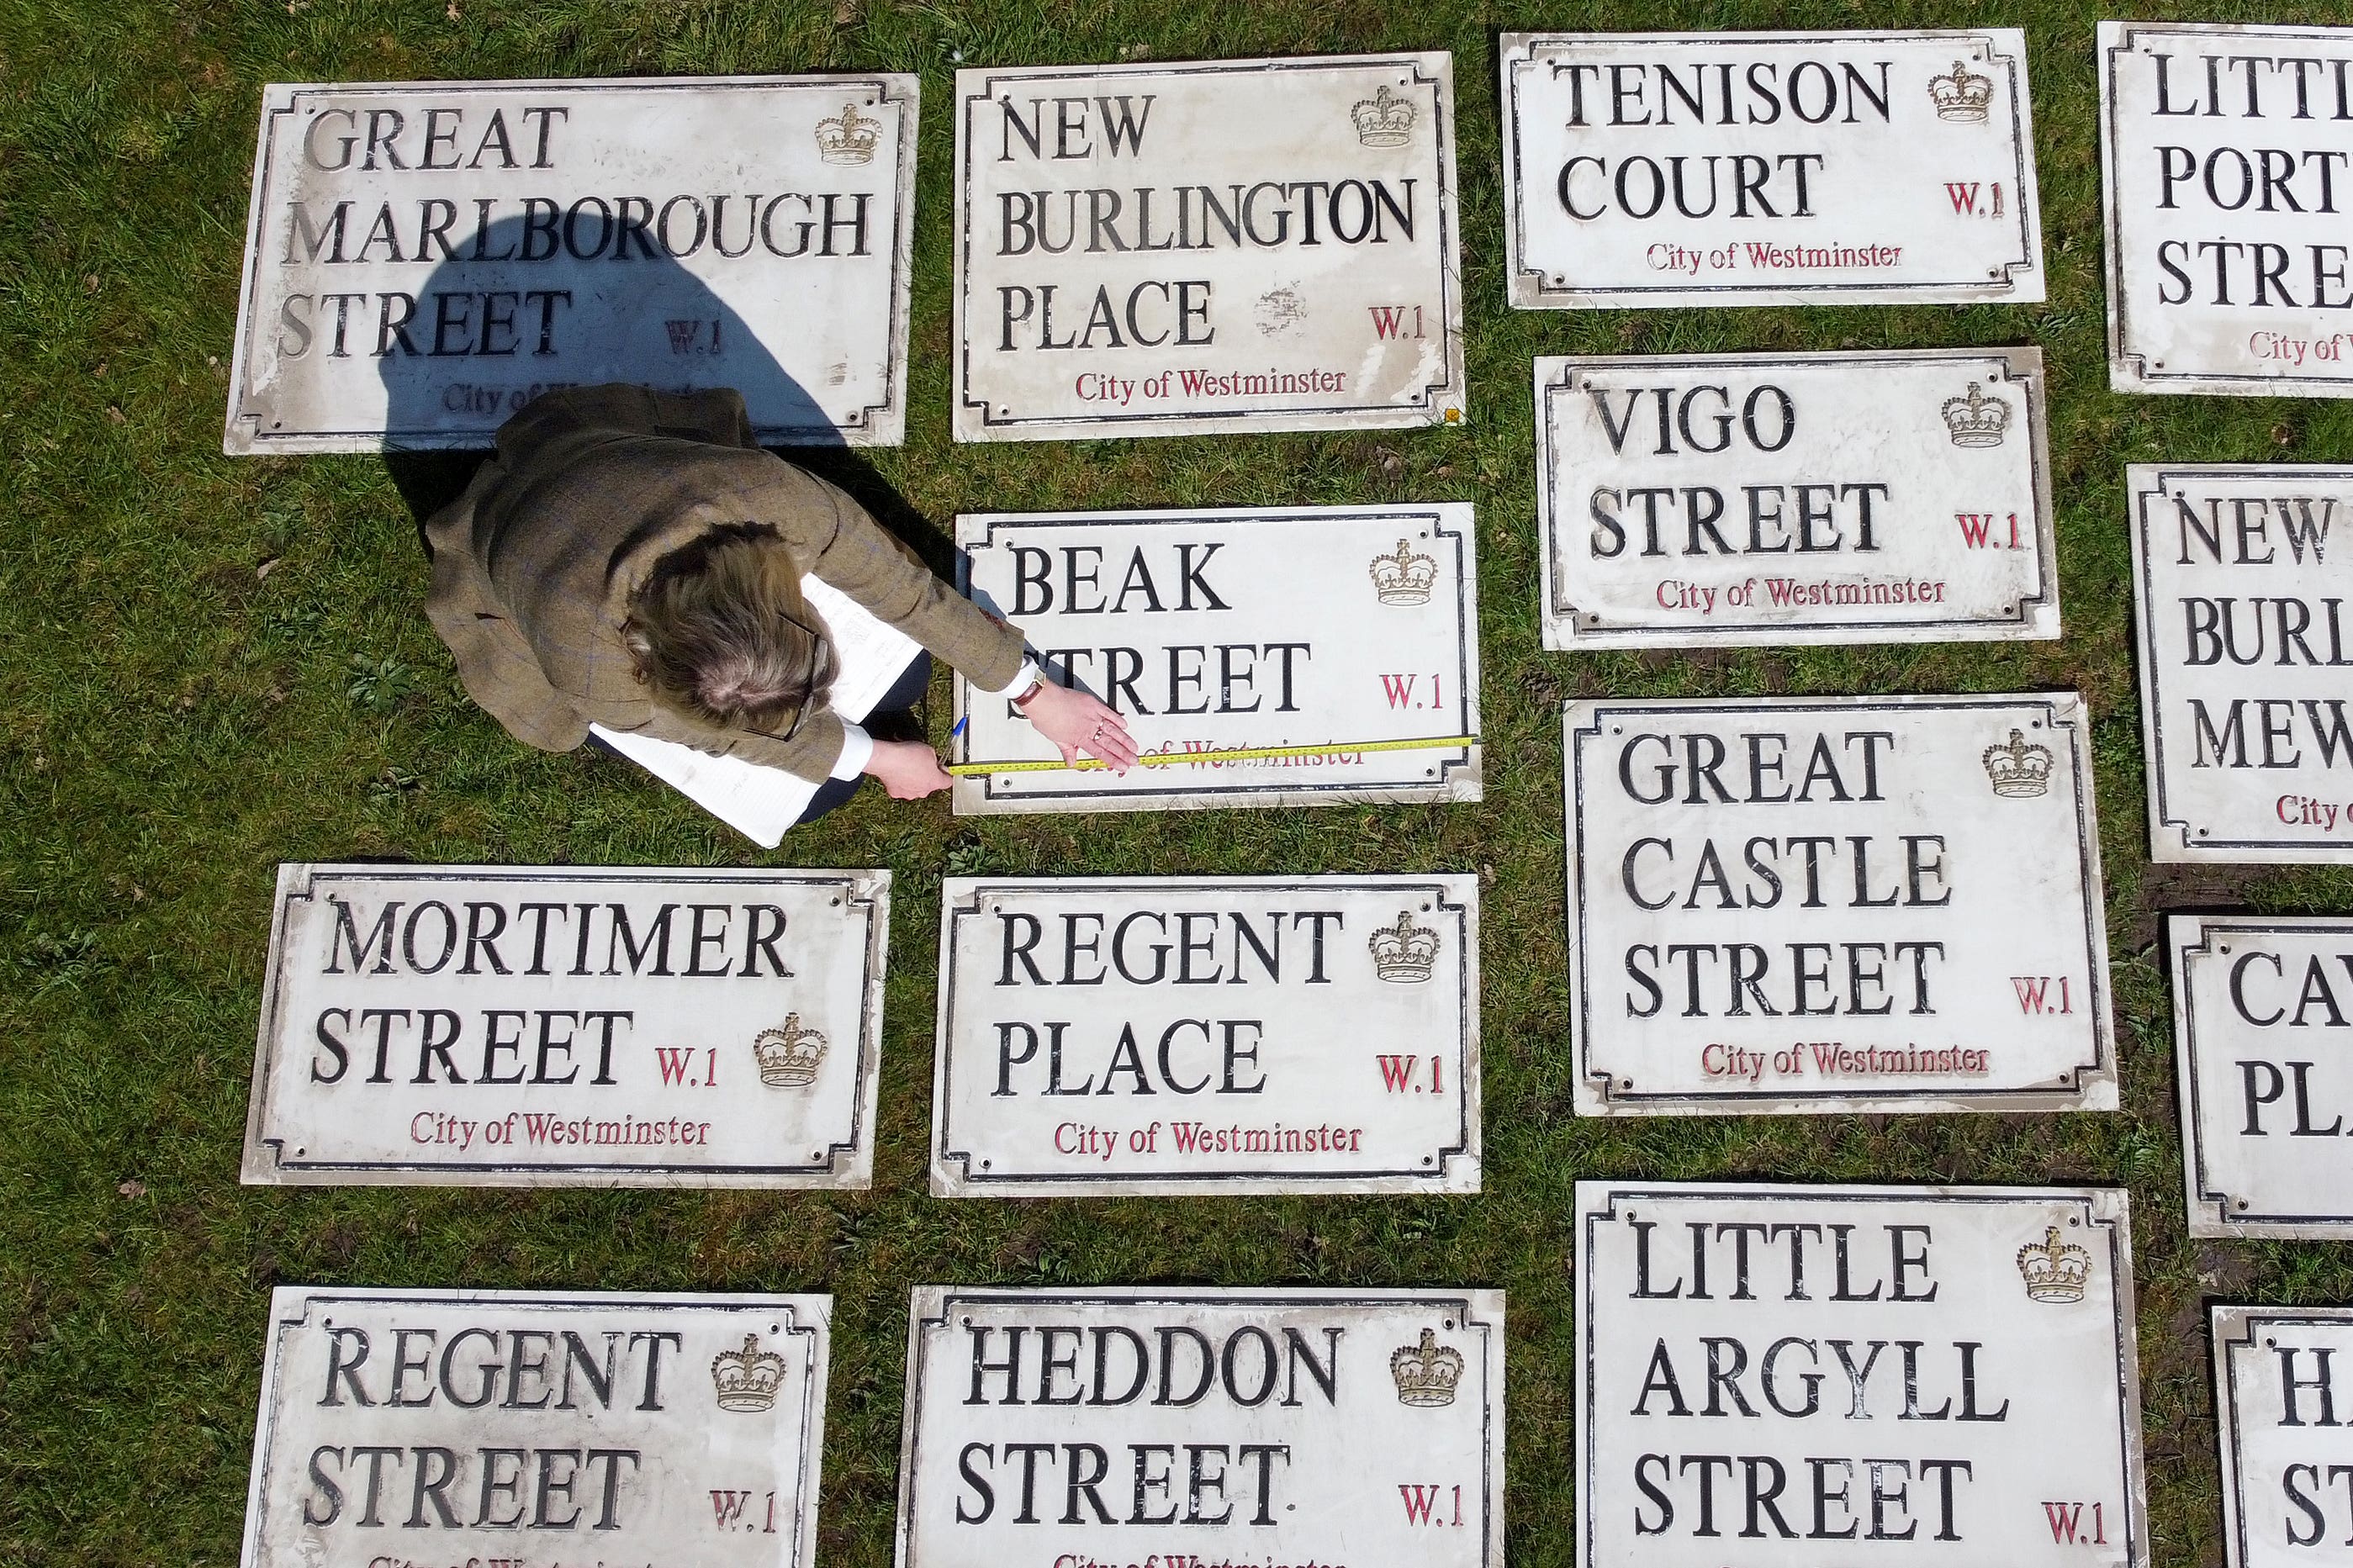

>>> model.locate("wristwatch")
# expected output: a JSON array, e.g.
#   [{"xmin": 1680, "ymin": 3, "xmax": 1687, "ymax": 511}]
[{"xmin": 1010, "ymin": 676, "xmax": 1046, "ymax": 709}]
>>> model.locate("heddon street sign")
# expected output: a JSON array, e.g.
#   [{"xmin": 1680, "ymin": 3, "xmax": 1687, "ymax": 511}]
[
  {"xmin": 226, "ymin": 75, "xmax": 918, "ymax": 451},
  {"xmin": 2100, "ymin": 23, "xmax": 2353, "ymax": 399},
  {"xmin": 931, "ymin": 875, "xmax": 1479, "ymax": 1196},
  {"xmin": 952, "ymin": 55, "xmax": 1465, "ymax": 439},
  {"xmin": 2213, "ymin": 1304, "xmax": 2353, "ymax": 1566},
  {"xmin": 1562, "ymin": 694, "xmax": 2115, "ymax": 1115},
  {"xmin": 244, "ymin": 863, "xmax": 887, "ymax": 1188},
  {"xmin": 953, "ymin": 504, "xmax": 1481, "ymax": 812},
  {"xmin": 1500, "ymin": 31, "xmax": 2046, "ymax": 308},
  {"xmin": 238, "ymin": 1287, "xmax": 830, "ymax": 1568},
  {"xmin": 1536, "ymin": 348, "xmax": 2057, "ymax": 648},
  {"xmin": 895, "ymin": 1286, "xmax": 1503, "ymax": 1568},
  {"xmin": 1575, "ymin": 1181, "xmax": 2148, "ymax": 1568}
]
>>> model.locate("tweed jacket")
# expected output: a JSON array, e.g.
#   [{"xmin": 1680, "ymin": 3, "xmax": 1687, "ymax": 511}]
[{"xmin": 425, "ymin": 385, "xmax": 1025, "ymax": 784}]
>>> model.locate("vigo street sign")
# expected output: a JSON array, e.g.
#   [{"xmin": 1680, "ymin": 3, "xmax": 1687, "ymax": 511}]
[
  {"xmin": 239, "ymin": 1288, "xmax": 829, "ymax": 1568},
  {"xmin": 1575, "ymin": 1181, "xmax": 2148, "ymax": 1568},
  {"xmin": 931, "ymin": 875, "xmax": 1479, "ymax": 1196},
  {"xmin": 2101, "ymin": 23, "xmax": 2353, "ymax": 399},
  {"xmin": 2129, "ymin": 466, "xmax": 2353, "ymax": 863},
  {"xmin": 896, "ymin": 1286, "xmax": 1503, "ymax": 1568},
  {"xmin": 1500, "ymin": 31, "xmax": 2045, "ymax": 308},
  {"xmin": 2214, "ymin": 1305, "xmax": 2353, "ymax": 1567},
  {"xmin": 953, "ymin": 504, "xmax": 1480, "ymax": 812},
  {"xmin": 226, "ymin": 75, "xmax": 917, "ymax": 452},
  {"xmin": 244, "ymin": 863, "xmax": 887, "ymax": 1187},
  {"xmin": 951, "ymin": 55, "xmax": 1465, "ymax": 439},
  {"xmin": 1563, "ymin": 694, "xmax": 2115, "ymax": 1115},
  {"xmin": 2171, "ymin": 914, "xmax": 2353, "ymax": 1237},
  {"xmin": 1536, "ymin": 348, "xmax": 2057, "ymax": 648}
]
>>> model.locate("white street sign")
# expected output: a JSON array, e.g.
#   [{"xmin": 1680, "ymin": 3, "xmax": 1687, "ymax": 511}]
[
  {"xmin": 1563, "ymin": 694, "xmax": 2115, "ymax": 1115},
  {"xmin": 2214, "ymin": 1305, "xmax": 2353, "ymax": 1567},
  {"xmin": 1501, "ymin": 31, "xmax": 2044, "ymax": 308},
  {"xmin": 245, "ymin": 863, "xmax": 887, "ymax": 1187},
  {"xmin": 1537, "ymin": 349, "xmax": 2057, "ymax": 648},
  {"xmin": 932, "ymin": 875, "xmax": 1478, "ymax": 1196},
  {"xmin": 954, "ymin": 504, "xmax": 1480, "ymax": 812},
  {"xmin": 227, "ymin": 76, "xmax": 917, "ymax": 451},
  {"xmin": 952, "ymin": 55, "xmax": 1465, "ymax": 439}
]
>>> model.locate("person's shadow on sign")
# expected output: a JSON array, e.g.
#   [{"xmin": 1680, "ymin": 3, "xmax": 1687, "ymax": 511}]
[{"xmin": 381, "ymin": 214, "xmax": 945, "ymax": 577}]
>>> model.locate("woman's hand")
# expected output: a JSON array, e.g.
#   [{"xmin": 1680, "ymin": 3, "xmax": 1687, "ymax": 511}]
[
  {"xmin": 865, "ymin": 738, "xmax": 953, "ymax": 799},
  {"xmin": 1020, "ymin": 681, "xmax": 1139, "ymax": 773}
]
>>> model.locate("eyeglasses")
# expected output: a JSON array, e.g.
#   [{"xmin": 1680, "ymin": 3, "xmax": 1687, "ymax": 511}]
[{"xmin": 749, "ymin": 612, "xmax": 828, "ymax": 742}]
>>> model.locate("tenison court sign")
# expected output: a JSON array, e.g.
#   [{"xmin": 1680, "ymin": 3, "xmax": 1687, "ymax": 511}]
[
  {"xmin": 238, "ymin": 1288, "xmax": 829, "ymax": 1568},
  {"xmin": 244, "ymin": 863, "xmax": 888, "ymax": 1187},
  {"xmin": 2100, "ymin": 23, "xmax": 2353, "ymax": 399},
  {"xmin": 2129, "ymin": 465, "xmax": 2353, "ymax": 863},
  {"xmin": 1562, "ymin": 694, "xmax": 2115, "ymax": 1115},
  {"xmin": 1574, "ymin": 1182, "xmax": 2148, "ymax": 1568},
  {"xmin": 954, "ymin": 504, "xmax": 1481, "ymax": 813},
  {"xmin": 2171, "ymin": 914, "xmax": 2353, "ymax": 1238},
  {"xmin": 1536, "ymin": 348, "xmax": 2057, "ymax": 648},
  {"xmin": 895, "ymin": 1287, "xmax": 1504, "ymax": 1568},
  {"xmin": 952, "ymin": 55, "xmax": 1465, "ymax": 439},
  {"xmin": 1500, "ymin": 31, "xmax": 2046, "ymax": 308},
  {"xmin": 931, "ymin": 875, "xmax": 1479, "ymax": 1196},
  {"xmin": 226, "ymin": 76, "xmax": 918, "ymax": 451},
  {"xmin": 2214, "ymin": 1304, "xmax": 2353, "ymax": 1568}
]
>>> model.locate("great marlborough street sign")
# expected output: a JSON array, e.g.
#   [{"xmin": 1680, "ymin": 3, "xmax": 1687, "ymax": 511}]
[
  {"xmin": 931, "ymin": 876, "xmax": 1479, "ymax": 1196},
  {"xmin": 226, "ymin": 75, "xmax": 917, "ymax": 451},
  {"xmin": 952, "ymin": 55, "xmax": 1465, "ymax": 439},
  {"xmin": 2214, "ymin": 1305, "xmax": 2353, "ymax": 1567},
  {"xmin": 896, "ymin": 1286, "xmax": 1503, "ymax": 1568},
  {"xmin": 238, "ymin": 1288, "xmax": 829, "ymax": 1568},
  {"xmin": 1575, "ymin": 1181, "xmax": 2148, "ymax": 1568},
  {"xmin": 1563, "ymin": 694, "xmax": 2115, "ymax": 1115},
  {"xmin": 1536, "ymin": 348, "xmax": 2057, "ymax": 648},
  {"xmin": 2171, "ymin": 914, "xmax": 2353, "ymax": 1238},
  {"xmin": 244, "ymin": 864, "xmax": 887, "ymax": 1188},
  {"xmin": 2100, "ymin": 23, "xmax": 2353, "ymax": 399},
  {"xmin": 1500, "ymin": 31, "xmax": 2046, "ymax": 309},
  {"xmin": 954, "ymin": 504, "xmax": 1481, "ymax": 812},
  {"xmin": 2129, "ymin": 465, "xmax": 2353, "ymax": 863}
]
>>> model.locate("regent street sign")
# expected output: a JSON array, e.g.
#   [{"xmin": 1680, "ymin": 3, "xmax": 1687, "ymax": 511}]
[{"xmin": 226, "ymin": 75, "xmax": 918, "ymax": 451}]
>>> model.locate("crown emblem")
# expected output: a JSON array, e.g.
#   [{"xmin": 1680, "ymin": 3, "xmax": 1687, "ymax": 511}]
[
  {"xmin": 752, "ymin": 1014, "xmax": 828, "ymax": 1088},
  {"xmin": 1941, "ymin": 382, "xmax": 2012, "ymax": 447},
  {"xmin": 1369, "ymin": 911, "xmax": 1440, "ymax": 983},
  {"xmin": 815, "ymin": 102, "xmax": 880, "ymax": 165},
  {"xmin": 711, "ymin": 1333, "xmax": 789, "ymax": 1412},
  {"xmin": 1981, "ymin": 728, "xmax": 2053, "ymax": 798},
  {"xmin": 1390, "ymin": 1328, "xmax": 1464, "ymax": 1407},
  {"xmin": 1369, "ymin": 540, "xmax": 1439, "ymax": 606},
  {"xmin": 1351, "ymin": 85, "xmax": 1415, "ymax": 148},
  {"xmin": 1927, "ymin": 60, "xmax": 1993, "ymax": 123},
  {"xmin": 2016, "ymin": 1227, "xmax": 2091, "ymax": 1305}
]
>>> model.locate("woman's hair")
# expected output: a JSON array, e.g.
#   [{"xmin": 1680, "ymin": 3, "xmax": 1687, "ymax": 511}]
[{"xmin": 623, "ymin": 522, "xmax": 838, "ymax": 730}]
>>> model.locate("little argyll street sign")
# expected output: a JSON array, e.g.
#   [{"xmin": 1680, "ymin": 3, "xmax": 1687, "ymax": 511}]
[
  {"xmin": 1575, "ymin": 1182, "xmax": 2148, "ymax": 1568},
  {"xmin": 1500, "ymin": 31, "xmax": 2045, "ymax": 308},
  {"xmin": 244, "ymin": 863, "xmax": 887, "ymax": 1188},
  {"xmin": 896, "ymin": 1287, "xmax": 1503, "ymax": 1568},
  {"xmin": 2130, "ymin": 465, "xmax": 2353, "ymax": 863},
  {"xmin": 2214, "ymin": 1305, "xmax": 2353, "ymax": 1567},
  {"xmin": 1563, "ymin": 694, "xmax": 2116, "ymax": 1115},
  {"xmin": 238, "ymin": 1288, "xmax": 829, "ymax": 1568},
  {"xmin": 2171, "ymin": 914, "xmax": 2353, "ymax": 1238},
  {"xmin": 227, "ymin": 76, "xmax": 917, "ymax": 451},
  {"xmin": 2100, "ymin": 23, "xmax": 2353, "ymax": 399},
  {"xmin": 1536, "ymin": 348, "xmax": 2057, "ymax": 648},
  {"xmin": 954, "ymin": 504, "xmax": 1480, "ymax": 813},
  {"xmin": 931, "ymin": 875, "xmax": 1479, "ymax": 1196},
  {"xmin": 952, "ymin": 55, "xmax": 1465, "ymax": 439}
]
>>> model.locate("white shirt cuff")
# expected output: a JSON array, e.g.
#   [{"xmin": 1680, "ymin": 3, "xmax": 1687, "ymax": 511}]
[
  {"xmin": 976, "ymin": 657, "xmax": 1041, "ymax": 700},
  {"xmin": 830, "ymin": 723, "xmax": 874, "ymax": 780}
]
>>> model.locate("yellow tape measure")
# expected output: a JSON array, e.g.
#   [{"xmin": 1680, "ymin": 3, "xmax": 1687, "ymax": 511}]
[{"xmin": 947, "ymin": 734, "xmax": 1478, "ymax": 776}]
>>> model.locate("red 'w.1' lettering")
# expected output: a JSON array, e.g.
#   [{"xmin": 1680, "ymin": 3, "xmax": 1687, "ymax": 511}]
[{"xmin": 2043, "ymin": 1500, "xmax": 2107, "ymax": 1544}]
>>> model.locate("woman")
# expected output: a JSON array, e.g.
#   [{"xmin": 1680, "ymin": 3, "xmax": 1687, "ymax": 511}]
[{"xmin": 424, "ymin": 384, "xmax": 1134, "ymax": 814}]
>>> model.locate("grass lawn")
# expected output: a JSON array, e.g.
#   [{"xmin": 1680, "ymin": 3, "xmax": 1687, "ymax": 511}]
[{"xmin": 6, "ymin": 2, "xmax": 2353, "ymax": 1563}]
